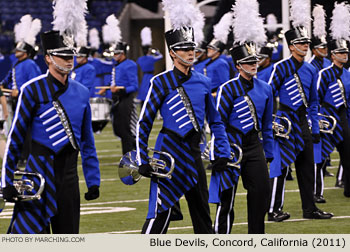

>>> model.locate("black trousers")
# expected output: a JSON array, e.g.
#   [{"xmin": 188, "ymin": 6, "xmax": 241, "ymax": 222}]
[
  {"xmin": 111, "ymin": 93, "xmax": 136, "ymax": 155},
  {"xmin": 220, "ymin": 131, "xmax": 269, "ymax": 234},
  {"xmin": 41, "ymin": 145, "xmax": 80, "ymax": 234},
  {"xmin": 213, "ymin": 183, "xmax": 238, "ymax": 234},
  {"xmin": 315, "ymin": 162, "xmax": 325, "ymax": 196},
  {"xmin": 141, "ymin": 133, "xmax": 213, "ymax": 234},
  {"xmin": 269, "ymin": 166, "xmax": 288, "ymax": 213}
]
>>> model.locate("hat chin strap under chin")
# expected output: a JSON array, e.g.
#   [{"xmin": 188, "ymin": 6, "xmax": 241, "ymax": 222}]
[
  {"xmin": 239, "ymin": 63, "xmax": 257, "ymax": 76},
  {"xmin": 332, "ymin": 52, "xmax": 348, "ymax": 64},
  {"xmin": 49, "ymin": 54, "xmax": 73, "ymax": 73},
  {"xmin": 293, "ymin": 44, "xmax": 307, "ymax": 56},
  {"xmin": 315, "ymin": 48, "xmax": 328, "ymax": 58},
  {"xmin": 171, "ymin": 49, "xmax": 195, "ymax": 65}
]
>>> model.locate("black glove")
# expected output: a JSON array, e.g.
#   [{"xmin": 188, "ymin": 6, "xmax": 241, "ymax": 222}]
[
  {"xmin": 211, "ymin": 157, "xmax": 229, "ymax": 172},
  {"xmin": 139, "ymin": 163, "xmax": 154, "ymax": 178},
  {"xmin": 312, "ymin": 133, "xmax": 320, "ymax": 144},
  {"xmin": 266, "ymin": 157, "xmax": 274, "ymax": 164},
  {"xmin": 2, "ymin": 185, "xmax": 19, "ymax": 202},
  {"xmin": 84, "ymin": 185, "xmax": 100, "ymax": 201}
]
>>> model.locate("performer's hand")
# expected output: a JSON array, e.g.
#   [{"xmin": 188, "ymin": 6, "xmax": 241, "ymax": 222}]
[
  {"xmin": 110, "ymin": 86, "xmax": 125, "ymax": 93},
  {"xmin": 11, "ymin": 89, "xmax": 19, "ymax": 98},
  {"xmin": 211, "ymin": 157, "xmax": 229, "ymax": 172},
  {"xmin": 139, "ymin": 163, "xmax": 154, "ymax": 178},
  {"xmin": 84, "ymin": 185, "xmax": 100, "ymax": 201},
  {"xmin": 266, "ymin": 157, "xmax": 274, "ymax": 164},
  {"xmin": 97, "ymin": 89, "xmax": 106, "ymax": 95},
  {"xmin": 312, "ymin": 133, "xmax": 320, "ymax": 144},
  {"xmin": 2, "ymin": 185, "xmax": 19, "ymax": 202}
]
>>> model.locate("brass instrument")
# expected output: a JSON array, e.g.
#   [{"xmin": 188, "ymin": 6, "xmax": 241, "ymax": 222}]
[
  {"xmin": 318, "ymin": 113, "xmax": 337, "ymax": 134},
  {"xmin": 272, "ymin": 114, "xmax": 292, "ymax": 139},
  {"xmin": 118, "ymin": 148, "xmax": 175, "ymax": 185},
  {"xmin": 0, "ymin": 170, "xmax": 45, "ymax": 213},
  {"xmin": 201, "ymin": 141, "xmax": 243, "ymax": 169}
]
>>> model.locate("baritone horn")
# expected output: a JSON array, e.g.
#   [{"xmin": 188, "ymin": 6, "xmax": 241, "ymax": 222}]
[
  {"xmin": 0, "ymin": 170, "xmax": 45, "ymax": 213},
  {"xmin": 201, "ymin": 141, "xmax": 243, "ymax": 169},
  {"xmin": 318, "ymin": 113, "xmax": 337, "ymax": 134},
  {"xmin": 272, "ymin": 114, "xmax": 292, "ymax": 139},
  {"xmin": 118, "ymin": 148, "xmax": 175, "ymax": 185}
]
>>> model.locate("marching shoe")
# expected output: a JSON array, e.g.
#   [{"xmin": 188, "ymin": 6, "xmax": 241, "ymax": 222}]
[
  {"xmin": 268, "ymin": 211, "xmax": 291, "ymax": 222},
  {"xmin": 324, "ymin": 169, "xmax": 334, "ymax": 177},
  {"xmin": 335, "ymin": 180, "xmax": 344, "ymax": 188},
  {"xmin": 314, "ymin": 195, "xmax": 326, "ymax": 203},
  {"xmin": 303, "ymin": 209, "xmax": 333, "ymax": 219}
]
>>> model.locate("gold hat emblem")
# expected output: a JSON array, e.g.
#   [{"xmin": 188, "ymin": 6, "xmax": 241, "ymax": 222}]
[
  {"xmin": 181, "ymin": 27, "xmax": 193, "ymax": 41},
  {"xmin": 245, "ymin": 43, "xmax": 256, "ymax": 55},
  {"xmin": 299, "ymin": 27, "xmax": 308, "ymax": 38}
]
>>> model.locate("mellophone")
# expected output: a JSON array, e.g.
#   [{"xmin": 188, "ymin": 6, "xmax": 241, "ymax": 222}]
[{"xmin": 0, "ymin": 170, "xmax": 45, "ymax": 213}]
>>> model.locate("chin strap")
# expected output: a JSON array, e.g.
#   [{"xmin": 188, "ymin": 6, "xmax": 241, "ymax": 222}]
[
  {"xmin": 332, "ymin": 52, "xmax": 348, "ymax": 64},
  {"xmin": 195, "ymin": 51, "xmax": 205, "ymax": 61},
  {"xmin": 171, "ymin": 49, "xmax": 195, "ymax": 65},
  {"xmin": 315, "ymin": 48, "xmax": 328, "ymax": 58},
  {"xmin": 239, "ymin": 63, "xmax": 257, "ymax": 76},
  {"xmin": 293, "ymin": 44, "xmax": 308, "ymax": 56},
  {"xmin": 49, "ymin": 54, "xmax": 73, "ymax": 73},
  {"xmin": 258, "ymin": 58, "xmax": 266, "ymax": 67}
]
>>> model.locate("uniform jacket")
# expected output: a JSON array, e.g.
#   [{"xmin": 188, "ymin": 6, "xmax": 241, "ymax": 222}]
[
  {"xmin": 308, "ymin": 55, "xmax": 332, "ymax": 72},
  {"xmin": 1, "ymin": 71, "xmax": 100, "ymax": 233},
  {"xmin": 268, "ymin": 56, "xmax": 320, "ymax": 177},
  {"xmin": 136, "ymin": 67, "xmax": 230, "ymax": 218},
  {"xmin": 209, "ymin": 75, "xmax": 274, "ymax": 203},
  {"xmin": 70, "ymin": 61, "xmax": 96, "ymax": 92},
  {"xmin": 204, "ymin": 57, "xmax": 230, "ymax": 92},
  {"xmin": 112, "ymin": 59, "xmax": 138, "ymax": 94},
  {"xmin": 257, "ymin": 63, "xmax": 274, "ymax": 83},
  {"xmin": 88, "ymin": 58, "xmax": 113, "ymax": 99}
]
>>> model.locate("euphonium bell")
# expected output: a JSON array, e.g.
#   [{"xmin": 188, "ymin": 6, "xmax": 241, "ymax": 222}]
[
  {"xmin": 118, "ymin": 148, "xmax": 175, "ymax": 185},
  {"xmin": 318, "ymin": 113, "xmax": 337, "ymax": 134},
  {"xmin": 201, "ymin": 141, "xmax": 243, "ymax": 169},
  {"xmin": 0, "ymin": 170, "xmax": 45, "ymax": 213},
  {"xmin": 272, "ymin": 114, "xmax": 292, "ymax": 139}
]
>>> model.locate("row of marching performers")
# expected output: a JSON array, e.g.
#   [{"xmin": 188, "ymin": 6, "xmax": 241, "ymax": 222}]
[{"xmin": 135, "ymin": 1, "xmax": 350, "ymax": 235}]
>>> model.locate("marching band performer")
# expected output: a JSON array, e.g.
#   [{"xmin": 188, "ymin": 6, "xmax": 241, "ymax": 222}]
[
  {"xmin": 136, "ymin": 0, "xmax": 230, "ymax": 234},
  {"xmin": 136, "ymin": 27, "xmax": 163, "ymax": 105},
  {"xmin": 316, "ymin": 2, "xmax": 350, "ymax": 199},
  {"xmin": 1, "ymin": 0, "xmax": 100, "ymax": 233},
  {"xmin": 257, "ymin": 45, "xmax": 274, "ymax": 82},
  {"xmin": 308, "ymin": 4, "xmax": 332, "ymax": 204},
  {"xmin": 102, "ymin": 15, "xmax": 138, "ymax": 155},
  {"xmin": 210, "ymin": 0, "xmax": 273, "ymax": 234},
  {"xmin": 205, "ymin": 12, "xmax": 231, "ymax": 96},
  {"xmin": 268, "ymin": 0, "xmax": 332, "ymax": 221}
]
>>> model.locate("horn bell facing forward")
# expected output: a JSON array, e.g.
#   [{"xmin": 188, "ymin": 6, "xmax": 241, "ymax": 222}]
[
  {"xmin": 272, "ymin": 114, "xmax": 292, "ymax": 139},
  {"xmin": 118, "ymin": 148, "xmax": 175, "ymax": 185},
  {"xmin": 318, "ymin": 113, "xmax": 337, "ymax": 134}
]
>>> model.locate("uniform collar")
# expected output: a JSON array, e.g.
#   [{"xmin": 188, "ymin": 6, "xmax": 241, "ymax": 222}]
[
  {"xmin": 173, "ymin": 66, "xmax": 192, "ymax": 85},
  {"xmin": 291, "ymin": 56, "xmax": 304, "ymax": 70},
  {"xmin": 239, "ymin": 75, "xmax": 254, "ymax": 91},
  {"xmin": 48, "ymin": 72, "xmax": 68, "ymax": 88}
]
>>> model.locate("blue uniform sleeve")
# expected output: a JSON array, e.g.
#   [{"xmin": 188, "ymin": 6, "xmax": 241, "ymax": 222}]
[
  {"xmin": 136, "ymin": 77, "xmax": 166, "ymax": 165},
  {"xmin": 80, "ymin": 102, "xmax": 101, "ymax": 188},
  {"xmin": 262, "ymin": 83, "xmax": 274, "ymax": 159},
  {"xmin": 309, "ymin": 68, "xmax": 320, "ymax": 134},
  {"xmin": 125, "ymin": 63, "xmax": 138, "ymax": 94},
  {"xmin": 1, "ymin": 84, "xmax": 36, "ymax": 186},
  {"xmin": 82, "ymin": 66, "xmax": 96, "ymax": 92},
  {"xmin": 206, "ymin": 90, "xmax": 231, "ymax": 159},
  {"xmin": 26, "ymin": 62, "xmax": 42, "ymax": 83},
  {"xmin": 268, "ymin": 62, "xmax": 284, "ymax": 96},
  {"xmin": 0, "ymin": 69, "xmax": 13, "ymax": 89},
  {"xmin": 317, "ymin": 70, "xmax": 328, "ymax": 103}
]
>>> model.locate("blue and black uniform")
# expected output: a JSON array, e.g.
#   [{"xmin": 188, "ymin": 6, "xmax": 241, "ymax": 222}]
[
  {"xmin": 111, "ymin": 58, "xmax": 138, "ymax": 154},
  {"xmin": 268, "ymin": 56, "xmax": 320, "ymax": 215},
  {"xmin": 317, "ymin": 64, "xmax": 350, "ymax": 197},
  {"xmin": 257, "ymin": 63, "xmax": 274, "ymax": 83},
  {"xmin": 1, "ymin": 72, "xmax": 100, "ymax": 233},
  {"xmin": 136, "ymin": 67, "xmax": 230, "ymax": 234},
  {"xmin": 70, "ymin": 60, "xmax": 96, "ymax": 92},
  {"xmin": 136, "ymin": 53, "xmax": 163, "ymax": 102},
  {"xmin": 212, "ymin": 75, "xmax": 273, "ymax": 234},
  {"xmin": 203, "ymin": 57, "xmax": 230, "ymax": 93}
]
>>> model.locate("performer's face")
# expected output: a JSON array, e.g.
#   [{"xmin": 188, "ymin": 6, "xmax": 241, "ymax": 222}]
[
  {"xmin": 15, "ymin": 50, "xmax": 26, "ymax": 60},
  {"xmin": 207, "ymin": 48, "xmax": 219, "ymax": 58},
  {"xmin": 46, "ymin": 55, "xmax": 74, "ymax": 74},
  {"xmin": 332, "ymin": 52, "xmax": 348, "ymax": 64},
  {"xmin": 172, "ymin": 48, "xmax": 195, "ymax": 67},
  {"xmin": 291, "ymin": 42, "xmax": 309, "ymax": 57},
  {"xmin": 238, "ymin": 61, "xmax": 258, "ymax": 77},
  {"xmin": 76, "ymin": 56, "xmax": 87, "ymax": 65}
]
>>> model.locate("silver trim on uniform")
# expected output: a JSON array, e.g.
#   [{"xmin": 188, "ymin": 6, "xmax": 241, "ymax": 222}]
[
  {"xmin": 294, "ymin": 73, "xmax": 308, "ymax": 108},
  {"xmin": 176, "ymin": 87, "xmax": 200, "ymax": 132},
  {"xmin": 337, "ymin": 78, "xmax": 347, "ymax": 108},
  {"xmin": 243, "ymin": 95, "xmax": 259, "ymax": 131}
]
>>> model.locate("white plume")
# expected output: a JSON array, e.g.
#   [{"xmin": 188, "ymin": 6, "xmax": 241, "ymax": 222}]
[
  {"xmin": 52, "ymin": 0, "xmax": 88, "ymax": 39},
  {"xmin": 140, "ymin": 27, "xmax": 152, "ymax": 46},
  {"xmin": 104, "ymin": 14, "xmax": 122, "ymax": 44},
  {"xmin": 330, "ymin": 2, "xmax": 350, "ymax": 40},
  {"xmin": 266, "ymin": 13, "xmax": 278, "ymax": 33},
  {"xmin": 24, "ymin": 19, "xmax": 42, "ymax": 47},
  {"xmin": 213, "ymin": 12, "xmax": 233, "ymax": 44},
  {"xmin": 232, "ymin": 0, "xmax": 266, "ymax": 45},
  {"xmin": 162, "ymin": 0, "xmax": 193, "ymax": 30},
  {"xmin": 289, "ymin": 0, "xmax": 311, "ymax": 28},
  {"xmin": 14, "ymin": 23, "xmax": 21, "ymax": 43},
  {"xmin": 89, "ymin": 28, "xmax": 100, "ymax": 49},
  {"xmin": 17, "ymin": 15, "xmax": 33, "ymax": 43},
  {"xmin": 312, "ymin": 5, "xmax": 326, "ymax": 39},
  {"xmin": 192, "ymin": 4, "xmax": 205, "ymax": 44},
  {"xmin": 75, "ymin": 19, "xmax": 88, "ymax": 47}
]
